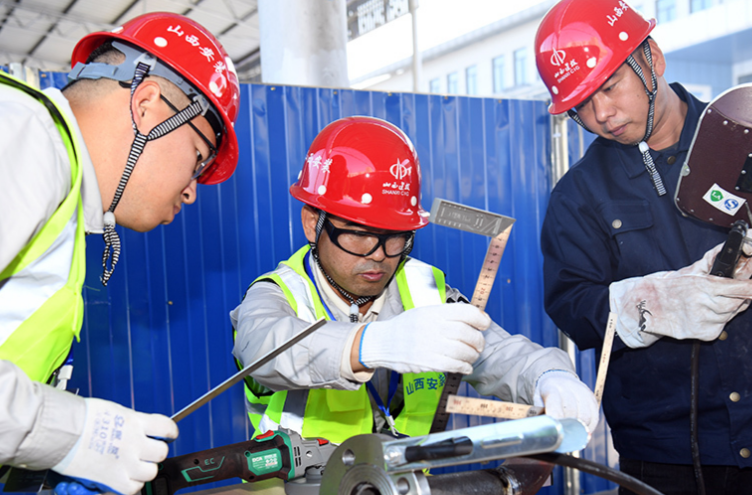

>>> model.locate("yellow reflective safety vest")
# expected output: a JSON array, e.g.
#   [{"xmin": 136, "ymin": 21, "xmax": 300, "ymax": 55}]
[
  {"xmin": 237, "ymin": 245, "xmax": 448, "ymax": 444},
  {"xmin": 0, "ymin": 72, "xmax": 86, "ymax": 384}
]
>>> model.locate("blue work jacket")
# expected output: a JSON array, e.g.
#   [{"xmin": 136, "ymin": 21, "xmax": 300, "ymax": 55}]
[{"xmin": 542, "ymin": 83, "xmax": 752, "ymax": 467}]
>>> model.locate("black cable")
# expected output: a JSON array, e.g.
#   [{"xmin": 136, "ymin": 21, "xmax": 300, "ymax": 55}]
[
  {"xmin": 694, "ymin": 221, "xmax": 748, "ymax": 494},
  {"xmin": 526, "ymin": 453, "xmax": 665, "ymax": 495},
  {"xmin": 690, "ymin": 341, "xmax": 707, "ymax": 495}
]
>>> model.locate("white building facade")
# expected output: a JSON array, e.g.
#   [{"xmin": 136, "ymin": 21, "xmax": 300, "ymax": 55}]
[{"xmin": 352, "ymin": 0, "xmax": 752, "ymax": 103}]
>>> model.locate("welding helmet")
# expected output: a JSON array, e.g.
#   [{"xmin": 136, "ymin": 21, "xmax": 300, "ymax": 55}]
[
  {"xmin": 70, "ymin": 12, "xmax": 240, "ymax": 184},
  {"xmin": 535, "ymin": 0, "xmax": 656, "ymax": 114},
  {"xmin": 676, "ymin": 83, "xmax": 752, "ymax": 228},
  {"xmin": 290, "ymin": 116, "xmax": 429, "ymax": 231}
]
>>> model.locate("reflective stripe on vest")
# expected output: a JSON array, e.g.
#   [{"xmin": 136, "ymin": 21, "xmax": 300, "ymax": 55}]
[
  {"xmin": 0, "ymin": 72, "xmax": 86, "ymax": 384},
  {"xmin": 239, "ymin": 245, "xmax": 447, "ymax": 443}
]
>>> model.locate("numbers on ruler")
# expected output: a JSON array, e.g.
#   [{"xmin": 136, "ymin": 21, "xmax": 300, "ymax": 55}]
[
  {"xmin": 446, "ymin": 395, "xmax": 541, "ymax": 419},
  {"xmin": 472, "ymin": 235, "xmax": 504, "ymax": 312}
]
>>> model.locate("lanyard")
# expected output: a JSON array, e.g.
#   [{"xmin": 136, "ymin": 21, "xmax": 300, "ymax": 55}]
[
  {"xmin": 306, "ymin": 251, "xmax": 403, "ymax": 436},
  {"xmin": 305, "ymin": 251, "xmax": 336, "ymax": 321},
  {"xmin": 366, "ymin": 371, "xmax": 402, "ymax": 436}
]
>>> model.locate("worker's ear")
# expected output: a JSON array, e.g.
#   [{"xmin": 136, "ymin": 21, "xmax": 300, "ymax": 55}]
[
  {"xmin": 301, "ymin": 206, "xmax": 319, "ymax": 244},
  {"xmin": 130, "ymin": 80, "xmax": 162, "ymax": 134},
  {"xmin": 644, "ymin": 38, "xmax": 666, "ymax": 79}
]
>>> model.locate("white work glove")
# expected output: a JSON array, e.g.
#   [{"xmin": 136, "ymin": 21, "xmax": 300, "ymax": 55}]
[
  {"xmin": 51, "ymin": 397, "xmax": 178, "ymax": 495},
  {"xmin": 683, "ymin": 239, "xmax": 752, "ymax": 280},
  {"xmin": 359, "ymin": 304, "xmax": 490, "ymax": 374},
  {"xmin": 610, "ymin": 241, "xmax": 752, "ymax": 349},
  {"xmin": 533, "ymin": 371, "xmax": 599, "ymax": 433}
]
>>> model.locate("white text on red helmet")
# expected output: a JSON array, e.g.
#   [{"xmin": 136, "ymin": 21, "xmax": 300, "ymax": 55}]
[
  {"xmin": 166, "ymin": 25, "xmax": 215, "ymax": 62},
  {"xmin": 381, "ymin": 181, "xmax": 411, "ymax": 197},
  {"xmin": 607, "ymin": 1, "xmax": 630, "ymax": 27},
  {"xmin": 307, "ymin": 153, "xmax": 332, "ymax": 173},
  {"xmin": 555, "ymin": 59, "xmax": 580, "ymax": 84}
]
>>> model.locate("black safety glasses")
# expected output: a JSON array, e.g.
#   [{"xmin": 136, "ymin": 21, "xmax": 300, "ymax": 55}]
[{"xmin": 323, "ymin": 219, "xmax": 414, "ymax": 258}]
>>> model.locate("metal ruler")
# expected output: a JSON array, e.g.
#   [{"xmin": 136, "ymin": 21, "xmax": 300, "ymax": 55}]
[
  {"xmin": 594, "ymin": 312, "xmax": 617, "ymax": 407},
  {"xmin": 469, "ymin": 232, "xmax": 513, "ymax": 310},
  {"xmin": 428, "ymin": 199, "xmax": 515, "ymax": 433},
  {"xmin": 172, "ymin": 318, "xmax": 326, "ymax": 422},
  {"xmin": 446, "ymin": 394, "xmax": 544, "ymax": 419}
]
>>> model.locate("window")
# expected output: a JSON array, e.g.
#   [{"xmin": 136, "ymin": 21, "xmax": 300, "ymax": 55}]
[
  {"xmin": 656, "ymin": 0, "xmax": 677, "ymax": 23},
  {"xmin": 447, "ymin": 72, "xmax": 459, "ymax": 94},
  {"xmin": 466, "ymin": 65, "xmax": 478, "ymax": 95},
  {"xmin": 514, "ymin": 47, "xmax": 527, "ymax": 86},
  {"xmin": 429, "ymin": 77, "xmax": 441, "ymax": 93},
  {"xmin": 690, "ymin": 0, "xmax": 712, "ymax": 13},
  {"xmin": 492, "ymin": 55, "xmax": 505, "ymax": 93}
]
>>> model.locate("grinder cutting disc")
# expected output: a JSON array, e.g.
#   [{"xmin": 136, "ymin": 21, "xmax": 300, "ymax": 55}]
[{"xmin": 675, "ymin": 83, "xmax": 752, "ymax": 228}]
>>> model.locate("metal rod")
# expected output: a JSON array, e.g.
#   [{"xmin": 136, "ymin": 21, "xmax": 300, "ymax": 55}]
[
  {"xmin": 171, "ymin": 318, "xmax": 326, "ymax": 422},
  {"xmin": 383, "ymin": 416, "xmax": 588, "ymax": 473}
]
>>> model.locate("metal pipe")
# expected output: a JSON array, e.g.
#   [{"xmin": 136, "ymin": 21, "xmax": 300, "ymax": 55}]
[
  {"xmin": 550, "ymin": 113, "xmax": 582, "ymax": 495},
  {"xmin": 409, "ymin": 0, "xmax": 421, "ymax": 92},
  {"xmin": 498, "ymin": 457, "xmax": 555, "ymax": 495},
  {"xmin": 383, "ymin": 417, "xmax": 588, "ymax": 473},
  {"xmin": 427, "ymin": 470, "xmax": 509, "ymax": 494},
  {"xmin": 550, "ymin": 112, "xmax": 570, "ymax": 188}
]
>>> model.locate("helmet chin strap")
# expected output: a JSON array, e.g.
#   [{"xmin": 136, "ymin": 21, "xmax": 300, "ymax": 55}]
[
  {"xmin": 625, "ymin": 40, "xmax": 665, "ymax": 196},
  {"xmin": 310, "ymin": 210, "xmax": 375, "ymax": 322},
  {"xmin": 100, "ymin": 61, "xmax": 206, "ymax": 286},
  {"xmin": 567, "ymin": 39, "xmax": 666, "ymax": 197}
]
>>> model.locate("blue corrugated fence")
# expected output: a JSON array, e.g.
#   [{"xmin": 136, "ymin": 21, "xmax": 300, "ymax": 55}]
[{"xmin": 5, "ymin": 73, "xmax": 614, "ymax": 494}]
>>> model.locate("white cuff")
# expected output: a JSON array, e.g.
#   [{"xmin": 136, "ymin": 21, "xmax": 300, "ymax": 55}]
[{"xmin": 340, "ymin": 326, "xmax": 374, "ymax": 383}]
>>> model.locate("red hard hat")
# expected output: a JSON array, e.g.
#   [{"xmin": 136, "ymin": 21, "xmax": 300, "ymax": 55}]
[
  {"xmin": 290, "ymin": 116, "xmax": 429, "ymax": 231},
  {"xmin": 535, "ymin": 0, "xmax": 656, "ymax": 115},
  {"xmin": 71, "ymin": 12, "xmax": 240, "ymax": 185}
]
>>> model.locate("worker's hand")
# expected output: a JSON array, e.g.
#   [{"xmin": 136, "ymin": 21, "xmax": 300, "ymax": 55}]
[
  {"xmin": 51, "ymin": 398, "xmax": 178, "ymax": 495},
  {"xmin": 359, "ymin": 304, "xmax": 490, "ymax": 374},
  {"xmin": 610, "ymin": 242, "xmax": 752, "ymax": 348},
  {"xmin": 682, "ymin": 240, "xmax": 752, "ymax": 280},
  {"xmin": 533, "ymin": 371, "xmax": 599, "ymax": 433}
]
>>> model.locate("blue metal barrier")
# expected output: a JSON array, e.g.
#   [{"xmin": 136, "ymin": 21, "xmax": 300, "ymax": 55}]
[{"xmin": 8, "ymin": 73, "xmax": 614, "ymax": 494}]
